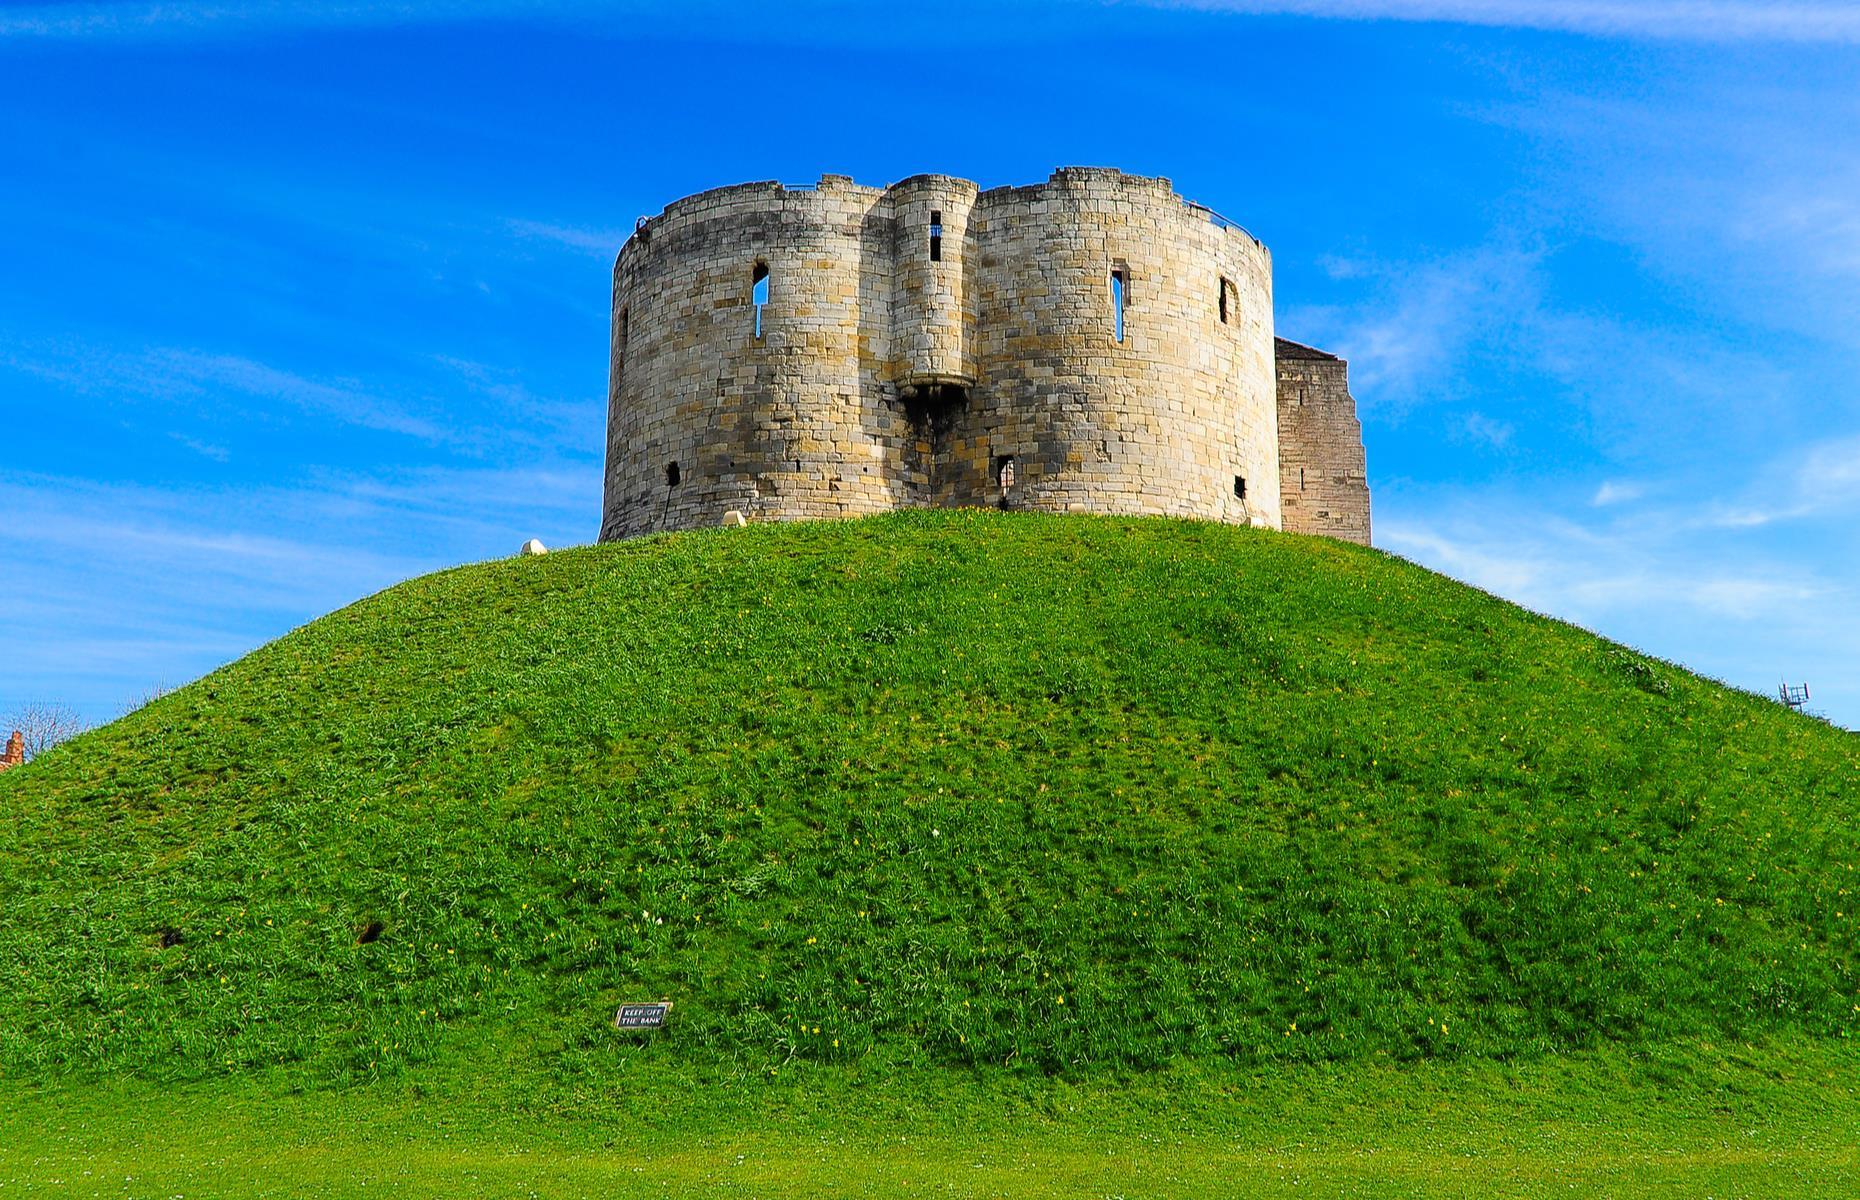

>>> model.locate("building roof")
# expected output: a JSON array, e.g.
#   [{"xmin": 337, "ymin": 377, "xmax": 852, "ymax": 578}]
[{"xmin": 1274, "ymin": 337, "xmax": 1341, "ymax": 362}]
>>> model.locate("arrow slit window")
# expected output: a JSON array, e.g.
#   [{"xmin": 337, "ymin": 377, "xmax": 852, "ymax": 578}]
[
  {"xmin": 752, "ymin": 261, "xmax": 770, "ymax": 339},
  {"xmin": 1110, "ymin": 265, "xmax": 1129, "ymax": 343}
]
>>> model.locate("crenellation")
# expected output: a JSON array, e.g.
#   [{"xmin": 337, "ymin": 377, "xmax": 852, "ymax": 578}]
[{"xmin": 599, "ymin": 169, "xmax": 1370, "ymax": 544}]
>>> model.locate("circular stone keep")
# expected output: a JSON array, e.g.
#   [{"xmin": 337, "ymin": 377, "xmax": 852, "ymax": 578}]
[{"xmin": 599, "ymin": 168, "xmax": 1369, "ymax": 545}]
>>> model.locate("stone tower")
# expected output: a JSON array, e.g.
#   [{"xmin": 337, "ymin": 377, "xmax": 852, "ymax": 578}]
[{"xmin": 599, "ymin": 168, "xmax": 1369, "ymax": 544}]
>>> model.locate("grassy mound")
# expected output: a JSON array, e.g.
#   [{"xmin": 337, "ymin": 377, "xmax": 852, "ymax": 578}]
[{"xmin": 2, "ymin": 511, "xmax": 1855, "ymax": 1088}]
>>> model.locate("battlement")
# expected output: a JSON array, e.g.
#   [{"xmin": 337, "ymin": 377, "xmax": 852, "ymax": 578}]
[{"xmin": 599, "ymin": 169, "xmax": 1368, "ymax": 543}]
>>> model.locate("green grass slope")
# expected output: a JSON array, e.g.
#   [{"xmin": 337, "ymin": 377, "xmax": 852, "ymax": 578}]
[{"xmin": 3, "ymin": 511, "xmax": 1856, "ymax": 1090}]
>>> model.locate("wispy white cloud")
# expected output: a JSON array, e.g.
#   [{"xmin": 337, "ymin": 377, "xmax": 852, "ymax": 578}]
[
  {"xmin": 1468, "ymin": 70, "xmax": 1860, "ymax": 355},
  {"xmin": 0, "ymin": 1, "xmax": 568, "ymax": 41},
  {"xmin": 1752, "ymin": 176, "xmax": 1860, "ymax": 285},
  {"xmin": 505, "ymin": 218, "xmax": 630, "ymax": 258},
  {"xmin": 1286, "ymin": 227, "xmax": 1805, "ymax": 456},
  {"xmin": 1317, "ymin": 254, "xmax": 1371, "ymax": 281},
  {"xmin": 166, "ymin": 350, "xmax": 456, "ymax": 441},
  {"xmin": 1177, "ymin": 1, "xmax": 1860, "ymax": 43},
  {"xmin": 1459, "ymin": 411, "xmax": 1513, "ymax": 449},
  {"xmin": 1377, "ymin": 466, "xmax": 1860, "ymax": 727},
  {"xmin": 1381, "ymin": 511, "xmax": 1839, "ymax": 644},
  {"xmin": 1591, "ymin": 480, "xmax": 1644, "ymax": 506},
  {"xmin": 4, "ymin": 338, "xmax": 467, "ymax": 445},
  {"xmin": 9, "ymin": 0, "xmax": 1860, "ymax": 43},
  {"xmin": 168, "ymin": 432, "xmax": 231, "ymax": 462},
  {"xmin": 1285, "ymin": 243, "xmax": 1547, "ymax": 408},
  {"xmin": 0, "ymin": 463, "xmax": 599, "ymax": 722},
  {"xmin": 1703, "ymin": 434, "xmax": 1860, "ymax": 527}
]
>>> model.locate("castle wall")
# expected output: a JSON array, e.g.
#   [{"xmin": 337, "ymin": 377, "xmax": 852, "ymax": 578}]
[
  {"xmin": 600, "ymin": 169, "xmax": 1319, "ymax": 540},
  {"xmin": 601, "ymin": 176, "xmax": 907, "ymax": 540},
  {"xmin": 1275, "ymin": 340, "xmax": 1371, "ymax": 544},
  {"xmin": 941, "ymin": 168, "xmax": 1277, "ymax": 525}
]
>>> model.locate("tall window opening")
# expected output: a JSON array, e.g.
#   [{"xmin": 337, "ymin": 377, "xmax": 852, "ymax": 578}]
[
  {"xmin": 1234, "ymin": 475, "xmax": 1247, "ymax": 500},
  {"xmin": 1110, "ymin": 267, "xmax": 1128, "ymax": 343},
  {"xmin": 751, "ymin": 262, "xmax": 770, "ymax": 339},
  {"xmin": 996, "ymin": 454, "xmax": 1016, "ymax": 494},
  {"xmin": 1218, "ymin": 277, "xmax": 1233, "ymax": 324},
  {"xmin": 929, "ymin": 210, "xmax": 943, "ymax": 262},
  {"xmin": 617, "ymin": 306, "xmax": 630, "ymax": 383},
  {"xmin": 666, "ymin": 462, "xmax": 681, "ymax": 487}
]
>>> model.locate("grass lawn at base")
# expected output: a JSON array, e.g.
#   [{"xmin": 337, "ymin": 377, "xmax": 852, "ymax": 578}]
[
  {"xmin": 3, "ymin": 1041, "xmax": 1854, "ymax": 1198},
  {"xmin": 6, "ymin": 513, "xmax": 1859, "ymax": 1196}
]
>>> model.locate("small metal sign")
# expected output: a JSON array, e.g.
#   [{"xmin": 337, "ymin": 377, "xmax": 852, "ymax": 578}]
[{"xmin": 614, "ymin": 1002, "xmax": 672, "ymax": 1031}]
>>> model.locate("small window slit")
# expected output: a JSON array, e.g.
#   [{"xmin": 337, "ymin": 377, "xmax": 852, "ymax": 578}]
[{"xmin": 751, "ymin": 262, "xmax": 770, "ymax": 339}]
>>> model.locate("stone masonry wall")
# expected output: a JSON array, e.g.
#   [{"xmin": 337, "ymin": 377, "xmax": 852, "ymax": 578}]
[
  {"xmin": 600, "ymin": 169, "xmax": 1357, "ymax": 541},
  {"xmin": 600, "ymin": 175, "xmax": 903, "ymax": 540},
  {"xmin": 1275, "ymin": 339, "xmax": 1371, "ymax": 544},
  {"xmin": 938, "ymin": 169, "xmax": 1277, "ymax": 524}
]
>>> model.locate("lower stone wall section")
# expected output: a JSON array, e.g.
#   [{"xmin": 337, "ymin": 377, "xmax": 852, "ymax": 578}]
[{"xmin": 1275, "ymin": 338, "xmax": 1370, "ymax": 544}]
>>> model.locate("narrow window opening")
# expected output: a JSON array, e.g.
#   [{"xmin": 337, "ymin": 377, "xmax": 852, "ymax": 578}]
[
  {"xmin": 666, "ymin": 462, "xmax": 681, "ymax": 487},
  {"xmin": 1110, "ymin": 267, "xmax": 1127, "ymax": 343},
  {"xmin": 751, "ymin": 262, "xmax": 770, "ymax": 339},
  {"xmin": 1234, "ymin": 475, "xmax": 1247, "ymax": 500},
  {"xmin": 1299, "ymin": 467, "xmax": 1306, "ymax": 492},
  {"xmin": 1218, "ymin": 277, "xmax": 1231, "ymax": 324},
  {"xmin": 996, "ymin": 454, "xmax": 1016, "ymax": 494},
  {"xmin": 929, "ymin": 210, "xmax": 943, "ymax": 262}
]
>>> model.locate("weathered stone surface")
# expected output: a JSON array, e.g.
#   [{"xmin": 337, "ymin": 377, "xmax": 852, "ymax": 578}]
[
  {"xmin": 0, "ymin": 730, "xmax": 22, "ymax": 772},
  {"xmin": 1275, "ymin": 339, "xmax": 1371, "ymax": 545},
  {"xmin": 599, "ymin": 169, "xmax": 1369, "ymax": 546},
  {"xmin": 520, "ymin": 539, "xmax": 548, "ymax": 556}
]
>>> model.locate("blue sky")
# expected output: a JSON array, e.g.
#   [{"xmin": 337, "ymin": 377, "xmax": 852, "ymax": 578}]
[{"xmin": 3, "ymin": 0, "xmax": 1858, "ymax": 729}]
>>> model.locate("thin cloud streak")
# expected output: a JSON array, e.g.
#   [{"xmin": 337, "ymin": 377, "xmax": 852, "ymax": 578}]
[
  {"xmin": 1592, "ymin": 481, "xmax": 1645, "ymax": 507},
  {"xmin": 1176, "ymin": 1, "xmax": 1860, "ymax": 42},
  {"xmin": 4, "ymin": 339, "xmax": 475, "ymax": 447},
  {"xmin": 1282, "ymin": 242, "xmax": 1545, "ymax": 412},
  {"xmin": 1702, "ymin": 434, "xmax": 1860, "ymax": 528},
  {"xmin": 1376, "ymin": 472, "xmax": 1860, "ymax": 728},
  {"xmin": 0, "ymin": 464, "xmax": 599, "ymax": 722},
  {"xmin": 13, "ymin": 0, "xmax": 1860, "ymax": 44},
  {"xmin": 505, "ymin": 219, "xmax": 632, "ymax": 258},
  {"xmin": 0, "ymin": 1, "xmax": 573, "ymax": 40}
]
